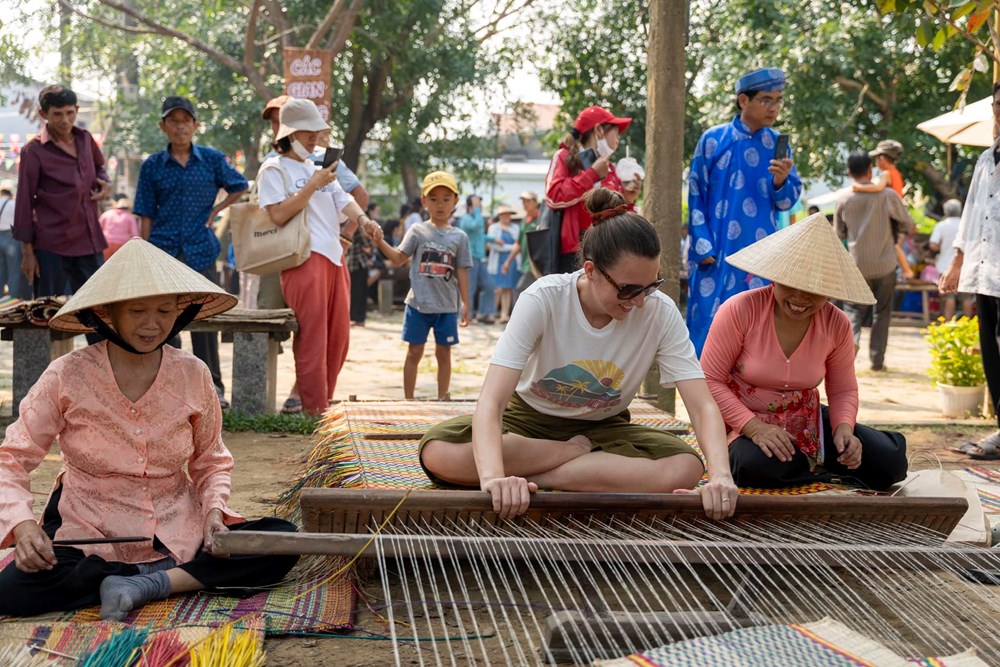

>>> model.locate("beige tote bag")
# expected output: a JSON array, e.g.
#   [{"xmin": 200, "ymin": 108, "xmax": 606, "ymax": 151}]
[{"xmin": 231, "ymin": 162, "xmax": 311, "ymax": 276}]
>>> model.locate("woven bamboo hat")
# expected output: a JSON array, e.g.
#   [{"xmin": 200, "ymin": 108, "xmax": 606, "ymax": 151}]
[
  {"xmin": 49, "ymin": 238, "xmax": 237, "ymax": 333},
  {"xmin": 725, "ymin": 213, "xmax": 876, "ymax": 305}
]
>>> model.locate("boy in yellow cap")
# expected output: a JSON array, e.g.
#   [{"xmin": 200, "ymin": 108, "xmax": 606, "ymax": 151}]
[{"xmin": 376, "ymin": 171, "xmax": 472, "ymax": 399}]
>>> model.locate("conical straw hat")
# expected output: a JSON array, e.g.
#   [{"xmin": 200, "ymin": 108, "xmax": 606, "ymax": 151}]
[
  {"xmin": 49, "ymin": 238, "xmax": 238, "ymax": 333},
  {"xmin": 725, "ymin": 213, "xmax": 876, "ymax": 305}
]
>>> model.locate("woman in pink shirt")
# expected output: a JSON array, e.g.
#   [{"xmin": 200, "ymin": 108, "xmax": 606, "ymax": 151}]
[
  {"xmin": 0, "ymin": 239, "xmax": 298, "ymax": 619},
  {"xmin": 701, "ymin": 213, "xmax": 907, "ymax": 490},
  {"xmin": 98, "ymin": 194, "xmax": 140, "ymax": 260}
]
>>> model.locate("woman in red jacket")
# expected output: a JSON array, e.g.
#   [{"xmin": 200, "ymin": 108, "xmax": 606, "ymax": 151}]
[{"xmin": 545, "ymin": 106, "xmax": 632, "ymax": 273}]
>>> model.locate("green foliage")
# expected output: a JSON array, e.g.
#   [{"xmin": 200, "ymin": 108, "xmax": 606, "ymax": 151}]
[
  {"xmin": 911, "ymin": 206, "xmax": 938, "ymax": 234},
  {"xmin": 924, "ymin": 315, "xmax": 986, "ymax": 387},
  {"xmin": 222, "ymin": 411, "xmax": 320, "ymax": 435},
  {"xmin": 540, "ymin": 0, "xmax": 985, "ymax": 200}
]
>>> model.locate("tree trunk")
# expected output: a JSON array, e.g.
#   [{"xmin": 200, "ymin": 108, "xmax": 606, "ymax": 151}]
[
  {"xmin": 59, "ymin": 1, "xmax": 73, "ymax": 84},
  {"xmin": 401, "ymin": 163, "xmax": 420, "ymax": 201},
  {"xmin": 916, "ymin": 161, "xmax": 961, "ymax": 202},
  {"xmin": 643, "ymin": 0, "xmax": 687, "ymax": 413}
]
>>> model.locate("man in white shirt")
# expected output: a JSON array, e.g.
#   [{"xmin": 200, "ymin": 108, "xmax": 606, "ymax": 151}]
[
  {"xmin": 940, "ymin": 81, "xmax": 1000, "ymax": 457},
  {"xmin": 929, "ymin": 199, "xmax": 973, "ymax": 319},
  {"xmin": 0, "ymin": 188, "xmax": 28, "ymax": 299}
]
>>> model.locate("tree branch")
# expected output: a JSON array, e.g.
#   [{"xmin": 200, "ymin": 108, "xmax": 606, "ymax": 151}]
[
  {"xmin": 472, "ymin": 0, "xmax": 537, "ymax": 43},
  {"xmin": 834, "ymin": 76, "xmax": 888, "ymax": 111},
  {"xmin": 55, "ymin": 0, "xmax": 157, "ymax": 34},
  {"xmin": 94, "ymin": 0, "xmax": 275, "ymax": 99},
  {"xmin": 244, "ymin": 0, "xmax": 264, "ymax": 70},
  {"xmin": 324, "ymin": 0, "xmax": 364, "ymax": 56},
  {"xmin": 307, "ymin": 0, "xmax": 347, "ymax": 49}
]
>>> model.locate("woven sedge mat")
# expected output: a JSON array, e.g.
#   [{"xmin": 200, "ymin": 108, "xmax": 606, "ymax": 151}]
[
  {"xmin": 0, "ymin": 550, "xmax": 353, "ymax": 638},
  {"xmin": 595, "ymin": 617, "xmax": 989, "ymax": 667},
  {"xmin": 0, "ymin": 611, "xmax": 268, "ymax": 664},
  {"xmin": 279, "ymin": 401, "xmax": 838, "ymax": 513}
]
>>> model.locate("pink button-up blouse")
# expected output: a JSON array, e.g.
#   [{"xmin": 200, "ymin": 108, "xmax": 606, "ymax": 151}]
[
  {"xmin": 701, "ymin": 286, "xmax": 859, "ymax": 447},
  {"xmin": 0, "ymin": 342, "xmax": 241, "ymax": 565}
]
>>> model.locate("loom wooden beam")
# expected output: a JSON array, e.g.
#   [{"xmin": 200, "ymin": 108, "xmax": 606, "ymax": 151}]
[
  {"xmin": 296, "ymin": 488, "xmax": 969, "ymax": 535},
  {"xmin": 213, "ymin": 531, "xmax": 1000, "ymax": 570}
]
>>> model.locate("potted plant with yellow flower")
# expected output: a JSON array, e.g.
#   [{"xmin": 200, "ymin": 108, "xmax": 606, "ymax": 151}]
[{"xmin": 924, "ymin": 316, "xmax": 986, "ymax": 418}]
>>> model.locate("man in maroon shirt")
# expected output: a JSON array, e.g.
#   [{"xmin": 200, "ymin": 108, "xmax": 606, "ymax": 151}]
[{"xmin": 14, "ymin": 85, "xmax": 111, "ymax": 299}]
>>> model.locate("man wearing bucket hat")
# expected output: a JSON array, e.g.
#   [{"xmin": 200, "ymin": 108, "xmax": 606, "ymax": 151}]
[
  {"xmin": 0, "ymin": 238, "xmax": 299, "ymax": 619},
  {"xmin": 701, "ymin": 213, "xmax": 907, "ymax": 490},
  {"xmin": 686, "ymin": 68, "xmax": 803, "ymax": 356},
  {"xmin": 134, "ymin": 95, "xmax": 249, "ymax": 408}
]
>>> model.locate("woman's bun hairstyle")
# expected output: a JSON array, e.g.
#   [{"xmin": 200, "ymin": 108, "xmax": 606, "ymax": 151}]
[{"xmin": 578, "ymin": 187, "xmax": 660, "ymax": 268}]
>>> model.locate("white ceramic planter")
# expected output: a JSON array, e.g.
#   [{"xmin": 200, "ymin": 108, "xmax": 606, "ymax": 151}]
[{"xmin": 937, "ymin": 383, "xmax": 985, "ymax": 419}]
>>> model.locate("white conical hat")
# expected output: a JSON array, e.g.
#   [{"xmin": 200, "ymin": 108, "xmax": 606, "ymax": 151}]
[
  {"xmin": 49, "ymin": 238, "xmax": 237, "ymax": 333},
  {"xmin": 725, "ymin": 213, "xmax": 876, "ymax": 305}
]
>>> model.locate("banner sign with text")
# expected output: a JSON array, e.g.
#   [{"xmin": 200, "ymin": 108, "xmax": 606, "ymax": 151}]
[{"xmin": 283, "ymin": 47, "xmax": 332, "ymax": 124}]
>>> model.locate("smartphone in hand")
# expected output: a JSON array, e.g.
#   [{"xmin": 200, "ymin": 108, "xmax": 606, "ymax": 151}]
[
  {"xmin": 579, "ymin": 147, "xmax": 598, "ymax": 171},
  {"xmin": 774, "ymin": 134, "xmax": 790, "ymax": 161},
  {"xmin": 321, "ymin": 146, "xmax": 342, "ymax": 170}
]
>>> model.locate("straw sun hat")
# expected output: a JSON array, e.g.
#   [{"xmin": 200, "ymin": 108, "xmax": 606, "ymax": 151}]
[
  {"xmin": 725, "ymin": 212, "xmax": 876, "ymax": 305},
  {"xmin": 49, "ymin": 238, "xmax": 237, "ymax": 333}
]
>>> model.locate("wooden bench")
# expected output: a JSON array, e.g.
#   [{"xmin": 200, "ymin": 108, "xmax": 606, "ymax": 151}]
[
  {"xmin": 2, "ymin": 308, "xmax": 297, "ymax": 418},
  {"xmin": 892, "ymin": 280, "xmax": 937, "ymax": 327}
]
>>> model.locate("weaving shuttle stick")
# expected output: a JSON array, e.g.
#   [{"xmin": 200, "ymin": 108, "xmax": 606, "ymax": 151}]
[
  {"xmin": 51, "ymin": 536, "xmax": 150, "ymax": 546},
  {"xmin": 294, "ymin": 488, "xmax": 969, "ymax": 534}
]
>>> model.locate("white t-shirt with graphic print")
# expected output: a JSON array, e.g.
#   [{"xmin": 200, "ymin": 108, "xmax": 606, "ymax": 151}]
[
  {"xmin": 492, "ymin": 271, "xmax": 704, "ymax": 420},
  {"xmin": 257, "ymin": 155, "xmax": 355, "ymax": 266}
]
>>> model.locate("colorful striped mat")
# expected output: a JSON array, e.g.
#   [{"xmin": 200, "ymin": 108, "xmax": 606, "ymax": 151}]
[
  {"xmin": 977, "ymin": 488, "xmax": 1000, "ymax": 512},
  {"xmin": 964, "ymin": 466, "xmax": 1000, "ymax": 485},
  {"xmin": 597, "ymin": 618, "xmax": 990, "ymax": 667}
]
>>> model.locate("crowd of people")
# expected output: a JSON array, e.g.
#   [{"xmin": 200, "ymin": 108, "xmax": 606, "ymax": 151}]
[{"xmin": 3, "ymin": 63, "xmax": 1000, "ymax": 621}]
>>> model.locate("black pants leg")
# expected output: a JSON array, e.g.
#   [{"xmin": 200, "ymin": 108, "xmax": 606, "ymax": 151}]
[
  {"xmin": 977, "ymin": 294, "xmax": 1000, "ymax": 429},
  {"xmin": 178, "ymin": 517, "xmax": 300, "ymax": 593},
  {"xmin": 63, "ymin": 253, "xmax": 106, "ymax": 345},
  {"xmin": 729, "ymin": 407, "xmax": 907, "ymax": 490},
  {"xmin": 349, "ymin": 266, "xmax": 368, "ymax": 324}
]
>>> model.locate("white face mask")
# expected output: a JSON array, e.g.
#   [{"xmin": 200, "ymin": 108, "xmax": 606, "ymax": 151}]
[
  {"xmin": 595, "ymin": 134, "xmax": 614, "ymax": 158},
  {"xmin": 290, "ymin": 139, "xmax": 312, "ymax": 161}
]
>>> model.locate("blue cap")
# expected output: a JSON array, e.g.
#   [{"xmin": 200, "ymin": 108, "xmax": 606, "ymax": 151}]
[{"xmin": 735, "ymin": 68, "xmax": 786, "ymax": 95}]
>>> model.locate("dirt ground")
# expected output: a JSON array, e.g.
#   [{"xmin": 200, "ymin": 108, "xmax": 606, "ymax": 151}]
[{"xmin": 3, "ymin": 310, "xmax": 999, "ymax": 665}]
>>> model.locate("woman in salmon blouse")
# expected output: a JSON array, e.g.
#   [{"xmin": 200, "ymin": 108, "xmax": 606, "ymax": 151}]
[
  {"xmin": 0, "ymin": 239, "xmax": 298, "ymax": 619},
  {"xmin": 701, "ymin": 213, "xmax": 908, "ymax": 489}
]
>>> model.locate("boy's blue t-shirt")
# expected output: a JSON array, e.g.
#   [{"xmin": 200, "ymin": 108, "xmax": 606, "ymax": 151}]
[{"xmin": 399, "ymin": 221, "xmax": 473, "ymax": 314}]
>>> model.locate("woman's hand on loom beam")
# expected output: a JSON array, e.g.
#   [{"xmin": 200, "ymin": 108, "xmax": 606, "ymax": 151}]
[
  {"xmin": 743, "ymin": 419, "xmax": 796, "ymax": 462},
  {"xmin": 833, "ymin": 424, "xmax": 862, "ymax": 470},
  {"xmin": 202, "ymin": 509, "xmax": 229, "ymax": 556},
  {"xmin": 674, "ymin": 476, "xmax": 739, "ymax": 520},
  {"xmin": 13, "ymin": 520, "xmax": 56, "ymax": 573},
  {"xmin": 482, "ymin": 476, "xmax": 538, "ymax": 519}
]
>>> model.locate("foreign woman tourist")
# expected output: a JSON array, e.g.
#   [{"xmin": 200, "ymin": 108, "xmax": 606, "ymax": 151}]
[{"xmin": 419, "ymin": 188, "xmax": 738, "ymax": 520}]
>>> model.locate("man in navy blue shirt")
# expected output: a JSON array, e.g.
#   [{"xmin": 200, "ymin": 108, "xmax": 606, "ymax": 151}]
[{"xmin": 134, "ymin": 96, "xmax": 248, "ymax": 408}]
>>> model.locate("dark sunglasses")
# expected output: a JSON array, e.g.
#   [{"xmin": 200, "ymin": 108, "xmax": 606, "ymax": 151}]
[{"xmin": 594, "ymin": 265, "xmax": 664, "ymax": 300}]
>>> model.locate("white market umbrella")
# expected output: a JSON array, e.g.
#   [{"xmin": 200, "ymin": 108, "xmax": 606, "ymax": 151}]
[{"xmin": 917, "ymin": 97, "xmax": 994, "ymax": 147}]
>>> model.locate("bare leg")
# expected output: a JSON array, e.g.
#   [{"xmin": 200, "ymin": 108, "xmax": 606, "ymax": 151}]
[
  {"xmin": 963, "ymin": 296, "xmax": 976, "ymax": 318},
  {"xmin": 499, "ymin": 289, "xmax": 512, "ymax": 322},
  {"xmin": 422, "ymin": 434, "xmax": 593, "ymax": 486},
  {"xmin": 944, "ymin": 296, "xmax": 956, "ymax": 320},
  {"xmin": 404, "ymin": 344, "xmax": 424, "ymax": 399},
  {"xmin": 527, "ymin": 451, "xmax": 704, "ymax": 493},
  {"xmin": 435, "ymin": 345, "xmax": 452, "ymax": 399},
  {"xmin": 166, "ymin": 568, "xmax": 204, "ymax": 594}
]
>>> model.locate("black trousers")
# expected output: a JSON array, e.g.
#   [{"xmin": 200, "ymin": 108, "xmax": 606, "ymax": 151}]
[
  {"xmin": 977, "ymin": 294, "xmax": 1000, "ymax": 429},
  {"xmin": 729, "ymin": 407, "xmax": 908, "ymax": 490},
  {"xmin": 349, "ymin": 265, "xmax": 369, "ymax": 324},
  {"xmin": 34, "ymin": 249, "xmax": 104, "ymax": 345},
  {"xmin": 0, "ymin": 487, "xmax": 299, "ymax": 617},
  {"xmin": 558, "ymin": 252, "xmax": 580, "ymax": 274}
]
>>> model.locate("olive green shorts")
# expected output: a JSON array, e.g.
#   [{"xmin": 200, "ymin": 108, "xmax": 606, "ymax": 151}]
[{"xmin": 418, "ymin": 393, "xmax": 702, "ymax": 487}]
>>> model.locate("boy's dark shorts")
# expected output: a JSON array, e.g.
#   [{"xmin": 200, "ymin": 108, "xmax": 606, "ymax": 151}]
[
  {"xmin": 418, "ymin": 393, "xmax": 703, "ymax": 487},
  {"xmin": 402, "ymin": 305, "xmax": 459, "ymax": 346}
]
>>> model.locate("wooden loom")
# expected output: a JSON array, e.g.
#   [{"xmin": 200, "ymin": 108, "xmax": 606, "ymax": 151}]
[{"xmin": 217, "ymin": 489, "xmax": 1000, "ymax": 665}]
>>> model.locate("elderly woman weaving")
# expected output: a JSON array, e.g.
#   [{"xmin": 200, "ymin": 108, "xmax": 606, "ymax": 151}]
[
  {"xmin": 0, "ymin": 239, "xmax": 298, "ymax": 619},
  {"xmin": 701, "ymin": 213, "xmax": 908, "ymax": 489}
]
